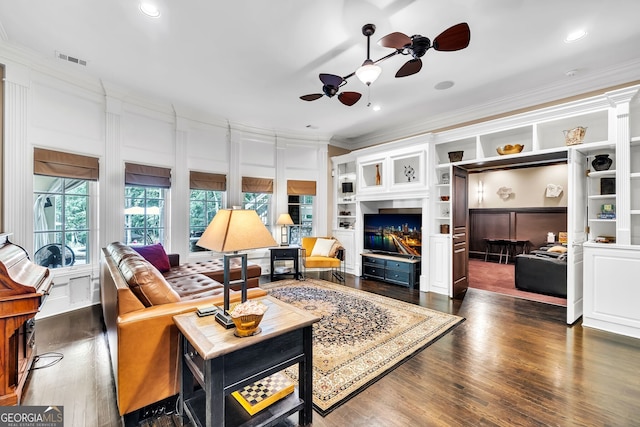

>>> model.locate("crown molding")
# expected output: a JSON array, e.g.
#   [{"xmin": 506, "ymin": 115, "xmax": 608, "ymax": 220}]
[{"xmin": 343, "ymin": 58, "xmax": 640, "ymax": 149}]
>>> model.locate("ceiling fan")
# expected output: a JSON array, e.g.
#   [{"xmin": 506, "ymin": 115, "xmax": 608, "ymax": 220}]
[
  {"xmin": 299, "ymin": 73, "xmax": 362, "ymax": 106},
  {"xmin": 300, "ymin": 22, "xmax": 470, "ymax": 105},
  {"xmin": 379, "ymin": 22, "xmax": 471, "ymax": 78}
]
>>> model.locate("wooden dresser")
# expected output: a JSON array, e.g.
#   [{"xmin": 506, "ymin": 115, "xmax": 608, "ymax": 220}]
[{"xmin": 0, "ymin": 233, "xmax": 53, "ymax": 405}]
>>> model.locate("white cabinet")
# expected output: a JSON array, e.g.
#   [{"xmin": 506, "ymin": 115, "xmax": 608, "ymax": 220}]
[
  {"xmin": 579, "ymin": 143, "xmax": 617, "ymax": 243},
  {"xmin": 333, "ymin": 229, "xmax": 356, "ymax": 274},
  {"xmin": 583, "ymin": 242, "xmax": 640, "ymax": 339},
  {"xmin": 357, "ymin": 146, "xmax": 428, "ymax": 197},
  {"xmin": 336, "ymin": 160, "xmax": 357, "ymax": 230}
]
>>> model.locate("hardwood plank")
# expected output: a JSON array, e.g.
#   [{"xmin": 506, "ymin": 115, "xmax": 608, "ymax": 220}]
[{"xmin": 21, "ymin": 274, "xmax": 640, "ymax": 427}]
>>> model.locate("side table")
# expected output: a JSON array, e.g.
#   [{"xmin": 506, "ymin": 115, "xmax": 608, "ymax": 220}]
[
  {"xmin": 270, "ymin": 246, "xmax": 301, "ymax": 281},
  {"xmin": 174, "ymin": 296, "xmax": 320, "ymax": 427}
]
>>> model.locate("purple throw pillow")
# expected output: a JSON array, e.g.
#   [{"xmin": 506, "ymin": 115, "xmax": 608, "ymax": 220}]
[{"xmin": 132, "ymin": 243, "xmax": 171, "ymax": 273}]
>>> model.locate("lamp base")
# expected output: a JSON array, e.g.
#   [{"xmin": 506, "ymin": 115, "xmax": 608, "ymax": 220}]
[{"xmin": 215, "ymin": 309, "xmax": 235, "ymax": 329}]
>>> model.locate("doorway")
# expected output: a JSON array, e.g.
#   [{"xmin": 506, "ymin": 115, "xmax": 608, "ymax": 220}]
[{"xmin": 459, "ymin": 159, "xmax": 570, "ymax": 307}]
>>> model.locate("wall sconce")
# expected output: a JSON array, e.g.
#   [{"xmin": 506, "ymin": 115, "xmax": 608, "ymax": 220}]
[
  {"xmin": 477, "ymin": 180, "xmax": 484, "ymax": 205},
  {"xmin": 276, "ymin": 213, "xmax": 294, "ymax": 246}
]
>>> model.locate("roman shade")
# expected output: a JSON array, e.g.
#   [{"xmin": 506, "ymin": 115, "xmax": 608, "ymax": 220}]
[
  {"xmin": 125, "ymin": 163, "xmax": 171, "ymax": 188},
  {"xmin": 241, "ymin": 177, "xmax": 273, "ymax": 193},
  {"xmin": 189, "ymin": 171, "xmax": 226, "ymax": 191},
  {"xmin": 287, "ymin": 180, "xmax": 316, "ymax": 196},
  {"xmin": 34, "ymin": 148, "xmax": 99, "ymax": 180}
]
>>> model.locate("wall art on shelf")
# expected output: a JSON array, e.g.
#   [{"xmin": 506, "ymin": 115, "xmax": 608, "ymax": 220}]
[{"xmin": 600, "ymin": 177, "xmax": 615, "ymax": 195}]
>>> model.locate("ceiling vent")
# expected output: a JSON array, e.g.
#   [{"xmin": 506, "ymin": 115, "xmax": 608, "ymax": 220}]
[{"xmin": 56, "ymin": 51, "xmax": 87, "ymax": 66}]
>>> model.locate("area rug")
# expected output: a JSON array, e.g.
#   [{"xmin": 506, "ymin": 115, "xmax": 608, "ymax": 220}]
[{"xmin": 261, "ymin": 279, "xmax": 465, "ymax": 416}]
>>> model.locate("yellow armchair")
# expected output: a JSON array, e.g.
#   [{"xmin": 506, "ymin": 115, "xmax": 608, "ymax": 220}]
[{"xmin": 301, "ymin": 237, "xmax": 345, "ymax": 281}]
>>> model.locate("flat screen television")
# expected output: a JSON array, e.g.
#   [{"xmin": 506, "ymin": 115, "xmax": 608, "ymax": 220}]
[{"xmin": 363, "ymin": 213, "xmax": 422, "ymax": 257}]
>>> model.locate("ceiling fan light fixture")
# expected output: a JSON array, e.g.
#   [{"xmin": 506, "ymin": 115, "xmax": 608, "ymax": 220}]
[
  {"xmin": 139, "ymin": 2, "xmax": 161, "ymax": 18},
  {"xmin": 356, "ymin": 59, "xmax": 382, "ymax": 86}
]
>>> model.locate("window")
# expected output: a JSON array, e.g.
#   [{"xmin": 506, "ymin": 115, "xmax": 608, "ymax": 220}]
[
  {"xmin": 124, "ymin": 186, "xmax": 165, "ymax": 245},
  {"xmin": 33, "ymin": 148, "xmax": 98, "ymax": 269},
  {"xmin": 288, "ymin": 195, "xmax": 314, "ymax": 246},
  {"xmin": 189, "ymin": 171, "xmax": 226, "ymax": 252},
  {"xmin": 242, "ymin": 192, "xmax": 272, "ymax": 231},
  {"xmin": 34, "ymin": 177, "xmax": 91, "ymax": 267},
  {"xmin": 124, "ymin": 163, "xmax": 171, "ymax": 246},
  {"xmin": 287, "ymin": 180, "xmax": 316, "ymax": 246},
  {"xmin": 190, "ymin": 190, "xmax": 224, "ymax": 251},
  {"xmin": 242, "ymin": 176, "xmax": 274, "ymax": 232}
]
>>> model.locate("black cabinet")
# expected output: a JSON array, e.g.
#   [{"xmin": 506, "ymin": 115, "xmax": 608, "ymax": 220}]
[
  {"xmin": 270, "ymin": 247, "xmax": 301, "ymax": 281},
  {"xmin": 361, "ymin": 254, "xmax": 420, "ymax": 289}
]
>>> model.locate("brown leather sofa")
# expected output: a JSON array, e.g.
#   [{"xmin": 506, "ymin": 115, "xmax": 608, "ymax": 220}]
[{"xmin": 100, "ymin": 242, "xmax": 265, "ymax": 419}]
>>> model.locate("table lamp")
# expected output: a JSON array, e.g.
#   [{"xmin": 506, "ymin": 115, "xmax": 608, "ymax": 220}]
[
  {"xmin": 276, "ymin": 213, "xmax": 294, "ymax": 246},
  {"xmin": 196, "ymin": 208, "xmax": 277, "ymax": 328}
]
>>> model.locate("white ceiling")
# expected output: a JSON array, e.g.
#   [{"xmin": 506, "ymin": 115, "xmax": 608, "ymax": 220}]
[{"xmin": 1, "ymin": 0, "xmax": 640, "ymax": 147}]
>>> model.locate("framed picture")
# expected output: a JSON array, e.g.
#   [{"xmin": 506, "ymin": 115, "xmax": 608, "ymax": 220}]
[{"xmin": 600, "ymin": 177, "xmax": 615, "ymax": 195}]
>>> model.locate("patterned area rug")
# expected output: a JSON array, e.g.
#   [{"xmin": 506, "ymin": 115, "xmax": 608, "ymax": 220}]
[{"xmin": 261, "ymin": 279, "xmax": 465, "ymax": 416}]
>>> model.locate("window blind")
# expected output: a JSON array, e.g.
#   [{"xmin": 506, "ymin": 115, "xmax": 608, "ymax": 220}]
[
  {"xmin": 241, "ymin": 177, "xmax": 274, "ymax": 193},
  {"xmin": 189, "ymin": 171, "xmax": 226, "ymax": 191},
  {"xmin": 125, "ymin": 163, "xmax": 171, "ymax": 188},
  {"xmin": 34, "ymin": 148, "xmax": 99, "ymax": 181}
]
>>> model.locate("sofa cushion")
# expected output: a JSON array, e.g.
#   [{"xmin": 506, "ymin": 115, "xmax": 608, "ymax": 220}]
[
  {"xmin": 132, "ymin": 243, "xmax": 171, "ymax": 272},
  {"xmin": 163, "ymin": 258, "xmax": 262, "ymax": 283},
  {"xmin": 547, "ymin": 245, "xmax": 568, "ymax": 253},
  {"xmin": 167, "ymin": 273, "xmax": 226, "ymax": 300},
  {"xmin": 119, "ymin": 256, "xmax": 181, "ymax": 306},
  {"xmin": 107, "ymin": 242, "xmax": 143, "ymax": 266}
]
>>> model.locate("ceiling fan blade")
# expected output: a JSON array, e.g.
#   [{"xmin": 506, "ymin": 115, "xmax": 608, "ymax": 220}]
[
  {"xmin": 379, "ymin": 31, "xmax": 411, "ymax": 49},
  {"xmin": 319, "ymin": 73, "xmax": 344, "ymax": 87},
  {"xmin": 395, "ymin": 59, "xmax": 422, "ymax": 78},
  {"xmin": 338, "ymin": 92, "xmax": 362, "ymax": 106},
  {"xmin": 300, "ymin": 94, "xmax": 323, "ymax": 101},
  {"xmin": 433, "ymin": 22, "xmax": 470, "ymax": 51}
]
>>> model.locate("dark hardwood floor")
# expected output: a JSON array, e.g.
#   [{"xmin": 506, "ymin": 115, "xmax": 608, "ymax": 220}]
[{"xmin": 22, "ymin": 272, "xmax": 640, "ymax": 426}]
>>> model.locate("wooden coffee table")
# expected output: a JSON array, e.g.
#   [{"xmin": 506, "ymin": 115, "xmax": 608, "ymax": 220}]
[{"xmin": 174, "ymin": 296, "xmax": 320, "ymax": 427}]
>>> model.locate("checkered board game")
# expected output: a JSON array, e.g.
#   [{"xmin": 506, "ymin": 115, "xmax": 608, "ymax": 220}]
[{"xmin": 231, "ymin": 372, "xmax": 295, "ymax": 415}]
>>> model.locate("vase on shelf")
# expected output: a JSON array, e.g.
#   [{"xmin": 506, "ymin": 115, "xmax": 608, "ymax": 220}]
[
  {"xmin": 591, "ymin": 154, "xmax": 612, "ymax": 171},
  {"xmin": 375, "ymin": 164, "xmax": 381, "ymax": 185}
]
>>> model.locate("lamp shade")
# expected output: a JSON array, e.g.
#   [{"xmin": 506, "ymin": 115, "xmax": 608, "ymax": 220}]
[
  {"xmin": 276, "ymin": 213, "xmax": 294, "ymax": 226},
  {"xmin": 355, "ymin": 59, "xmax": 382, "ymax": 86},
  {"xmin": 196, "ymin": 209, "xmax": 277, "ymax": 252}
]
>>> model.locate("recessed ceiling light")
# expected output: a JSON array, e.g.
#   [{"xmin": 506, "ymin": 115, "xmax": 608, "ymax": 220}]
[
  {"xmin": 139, "ymin": 2, "xmax": 161, "ymax": 18},
  {"xmin": 372, "ymin": 105, "xmax": 381, "ymax": 112},
  {"xmin": 565, "ymin": 29, "xmax": 587, "ymax": 43},
  {"xmin": 565, "ymin": 69, "xmax": 579, "ymax": 77},
  {"xmin": 435, "ymin": 81, "xmax": 455, "ymax": 90}
]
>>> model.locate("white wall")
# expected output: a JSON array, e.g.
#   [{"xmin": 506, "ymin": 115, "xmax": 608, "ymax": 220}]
[
  {"xmin": 468, "ymin": 164, "xmax": 568, "ymax": 209},
  {"xmin": 1, "ymin": 51, "xmax": 330, "ymax": 318}
]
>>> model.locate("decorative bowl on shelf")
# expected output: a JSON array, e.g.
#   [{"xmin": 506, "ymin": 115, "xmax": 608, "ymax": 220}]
[
  {"xmin": 440, "ymin": 195, "xmax": 450, "ymax": 201},
  {"xmin": 496, "ymin": 144, "xmax": 524, "ymax": 155},
  {"xmin": 447, "ymin": 151, "xmax": 464, "ymax": 162},
  {"xmin": 563, "ymin": 126, "xmax": 587, "ymax": 146}
]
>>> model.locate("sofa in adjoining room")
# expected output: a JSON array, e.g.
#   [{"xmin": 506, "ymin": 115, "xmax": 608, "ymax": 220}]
[
  {"xmin": 100, "ymin": 242, "xmax": 265, "ymax": 422},
  {"xmin": 514, "ymin": 245, "xmax": 567, "ymax": 298}
]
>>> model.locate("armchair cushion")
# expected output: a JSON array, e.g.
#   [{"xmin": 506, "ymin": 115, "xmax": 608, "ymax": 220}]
[{"xmin": 310, "ymin": 238, "xmax": 336, "ymax": 257}]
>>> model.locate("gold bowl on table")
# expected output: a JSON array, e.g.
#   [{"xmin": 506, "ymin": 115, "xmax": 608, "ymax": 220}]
[
  {"xmin": 496, "ymin": 144, "xmax": 524, "ymax": 155},
  {"xmin": 231, "ymin": 314, "xmax": 264, "ymax": 337}
]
